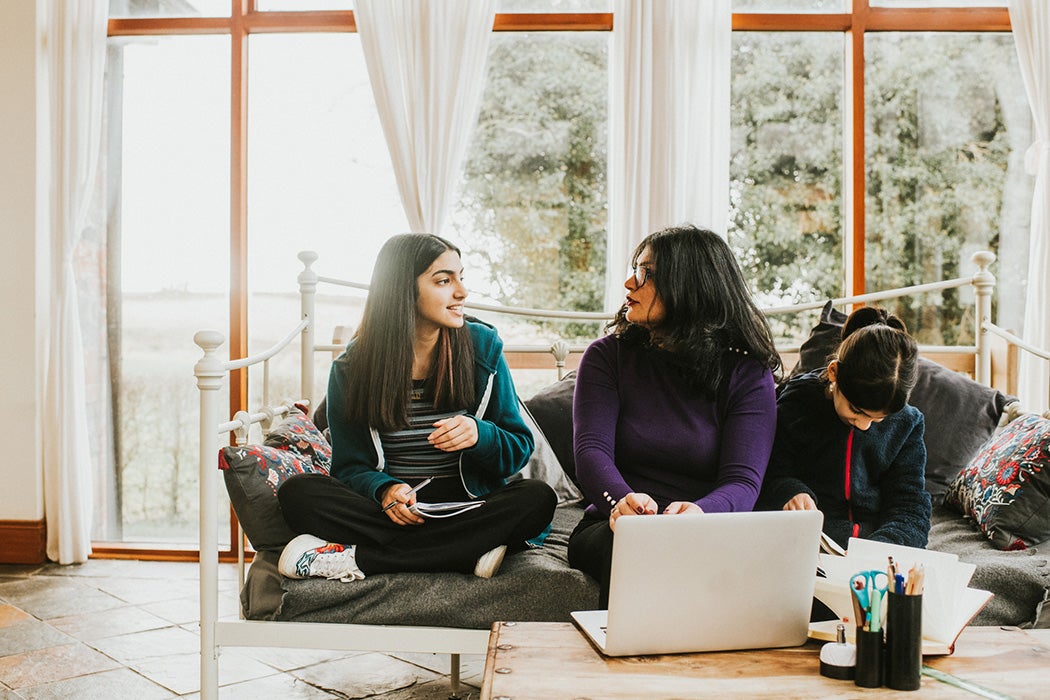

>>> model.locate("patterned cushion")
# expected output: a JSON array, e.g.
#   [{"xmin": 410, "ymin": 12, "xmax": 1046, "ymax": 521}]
[
  {"xmin": 944, "ymin": 413, "xmax": 1050, "ymax": 551},
  {"xmin": 219, "ymin": 409, "xmax": 331, "ymax": 551}
]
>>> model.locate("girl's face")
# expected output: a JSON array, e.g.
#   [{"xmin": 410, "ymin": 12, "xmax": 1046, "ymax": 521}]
[
  {"xmin": 826, "ymin": 361, "xmax": 888, "ymax": 431},
  {"xmin": 415, "ymin": 250, "xmax": 467, "ymax": 333},
  {"xmin": 624, "ymin": 246, "xmax": 666, "ymax": 329}
]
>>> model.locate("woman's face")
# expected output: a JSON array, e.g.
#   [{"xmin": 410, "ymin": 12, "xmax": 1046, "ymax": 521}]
[
  {"xmin": 415, "ymin": 249, "xmax": 467, "ymax": 333},
  {"xmin": 624, "ymin": 246, "xmax": 666, "ymax": 329}
]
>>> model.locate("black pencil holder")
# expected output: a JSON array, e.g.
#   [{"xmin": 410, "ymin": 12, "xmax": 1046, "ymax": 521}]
[
  {"xmin": 885, "ymin": 592, "xmax": 923, "ymax": 690},
  {"xmin": 853, "ymin": 628, "xmax": 883, "ymax": 688}
]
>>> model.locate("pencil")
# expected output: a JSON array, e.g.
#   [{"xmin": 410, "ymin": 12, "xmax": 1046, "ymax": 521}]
[{"xmin": 381, "ymin": 477, "xmax": 433, "ymax": 512}]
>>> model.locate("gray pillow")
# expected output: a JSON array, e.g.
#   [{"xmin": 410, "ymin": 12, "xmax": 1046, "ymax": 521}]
[{"xmin": 524, "ymin": 371, "xmax": 579, "ymax": 493}]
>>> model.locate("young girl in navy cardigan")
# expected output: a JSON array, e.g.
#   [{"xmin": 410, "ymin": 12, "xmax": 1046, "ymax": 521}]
[{"xmin": 759, "ymin": 307, "xmax": 932, "ymax": 550}]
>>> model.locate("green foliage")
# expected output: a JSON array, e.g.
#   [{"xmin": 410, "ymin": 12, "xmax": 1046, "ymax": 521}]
[{"xmin": 456, "ymin": 33, "xmax": 608, "ymax": 336}]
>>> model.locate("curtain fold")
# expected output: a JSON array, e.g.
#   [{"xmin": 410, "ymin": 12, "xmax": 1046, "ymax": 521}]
[
  {"xmin": 1008, "ymin": 0, "xmax": 1050, "ymax": 412},
  {"xmin": 355, "ymin": 0, "xmax": 497, "ymax": 235},
  {"xmin": 607, "ymin": 0, "xmax": 731, "ymax": 311},
  {"xmin": 43, "ymin": 0, "xmax": 108, "ymax": 564}
]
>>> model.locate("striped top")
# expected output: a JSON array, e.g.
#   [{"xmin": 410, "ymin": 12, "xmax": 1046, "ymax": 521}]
[{"xmin": 381, "ymin": 379, "xmax": 467, "ymax": 485}]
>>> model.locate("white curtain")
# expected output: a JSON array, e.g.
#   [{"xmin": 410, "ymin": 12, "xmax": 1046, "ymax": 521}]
[
  {"xmin": 43, "ymin": 0, "xmax": 108, "ymax": 564},
  {"xmin": 607, "ymin": 0, "xmax": 731, "ymax": 311},
  {"xmin": 1009, "ymin": 1, "xmax": 1050, "ymax": 412},
  {"xmin": 355, "ymin": 0, "xmax": 497, "ymax": 236}
]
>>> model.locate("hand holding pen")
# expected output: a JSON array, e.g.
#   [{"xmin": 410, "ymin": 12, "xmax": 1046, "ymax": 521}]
[{"xmin": 382, "ymin": 477, "xmax": 432, "ymax": 526}]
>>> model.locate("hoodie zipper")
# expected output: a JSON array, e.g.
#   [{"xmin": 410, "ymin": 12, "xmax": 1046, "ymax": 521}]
[{"xmin": 843, "ymin": 427, "xmax": 860, "ymax": 539}]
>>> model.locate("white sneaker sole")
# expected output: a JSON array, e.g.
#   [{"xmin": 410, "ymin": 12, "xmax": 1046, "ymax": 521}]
[{"xmin": 474, "ymin": 544, "xmax": 508, "ymax": 579}]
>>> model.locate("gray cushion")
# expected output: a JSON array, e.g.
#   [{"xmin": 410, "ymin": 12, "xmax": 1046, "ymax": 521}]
[{"xmin": 524, "ymin": 371, "xmax": 579, "ymax": 492}]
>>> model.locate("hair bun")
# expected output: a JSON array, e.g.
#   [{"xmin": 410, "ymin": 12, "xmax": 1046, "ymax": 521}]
[{"xmin": 841, "ymin": 306, "xmax": 908, "ymax": 339}]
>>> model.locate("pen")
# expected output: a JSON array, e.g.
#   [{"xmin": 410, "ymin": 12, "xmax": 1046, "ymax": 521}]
[{"xmin": 382, "ymin": 477, "xmax": 433, "ymax": 512}]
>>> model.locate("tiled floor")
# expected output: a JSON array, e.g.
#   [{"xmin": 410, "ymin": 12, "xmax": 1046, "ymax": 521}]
[{"xmin": 0, "ymin": 559, "xmax": 483, "ymax": 699}]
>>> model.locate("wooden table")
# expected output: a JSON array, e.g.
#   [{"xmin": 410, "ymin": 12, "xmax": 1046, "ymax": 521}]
[{"xmin": 481, "ymin": 622, "xmax": 1050, "ymax": 699}]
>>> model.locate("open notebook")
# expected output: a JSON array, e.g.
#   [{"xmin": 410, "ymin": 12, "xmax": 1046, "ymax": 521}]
[{"xmin": 571, "ymin": 510, "xmax": 824, "ymax": 656}]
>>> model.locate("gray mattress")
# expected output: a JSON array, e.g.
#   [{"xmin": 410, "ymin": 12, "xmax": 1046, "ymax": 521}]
[
  {"xmin": 241, "ymin": 504, "xmax": 1050, "ymax": 631},
  {"xmin": 241, "ymin": 503, "xmax": 599, "ymax": 627}
]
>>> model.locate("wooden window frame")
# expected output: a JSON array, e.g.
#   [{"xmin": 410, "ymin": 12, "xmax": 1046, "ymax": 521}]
[{"xmin": 99, "ymin": 0, "xmax": 1011, "ymax": 559}]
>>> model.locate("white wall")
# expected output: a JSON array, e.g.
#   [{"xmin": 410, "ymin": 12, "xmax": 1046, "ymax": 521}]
[{"xmin": 0, "ymin": 0, "xmax": 46, "ymax": 522}]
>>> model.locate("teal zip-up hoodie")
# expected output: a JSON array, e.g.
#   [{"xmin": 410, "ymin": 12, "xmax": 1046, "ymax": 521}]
[{"xmin": 325, "ymin": 320, "xmax": 535, "ymax": 503}]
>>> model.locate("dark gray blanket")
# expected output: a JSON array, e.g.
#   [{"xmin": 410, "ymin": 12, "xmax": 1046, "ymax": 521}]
[
  {"xmin": 928, "ymin": 504, "xmax": 1050, "ymax": 628},
  {"xmin": 241, "ymin": 504, "xmax": 599, "ymax": 626}
]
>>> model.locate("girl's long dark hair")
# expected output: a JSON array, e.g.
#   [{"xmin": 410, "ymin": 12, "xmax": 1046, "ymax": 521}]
[
  {"xmin": 340, "ymin": 234, "xmax": 475, "ymax": 431},
  {"xmin": 831, "ymin": 306, "xmax": 918, "ymax": 414},
  {"xmin": 608, "ymin": 224, "xmax": 781, "ymax": 397}
]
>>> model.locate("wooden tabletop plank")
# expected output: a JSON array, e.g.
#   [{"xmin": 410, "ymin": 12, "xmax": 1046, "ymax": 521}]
[{"xmin": 482, "ymin": 622, "xmax": 1050, "ymax": 699}]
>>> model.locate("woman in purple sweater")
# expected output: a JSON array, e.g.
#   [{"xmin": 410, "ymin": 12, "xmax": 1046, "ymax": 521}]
[{"xmin": 568, "ymin": 225, "xmax": 781, "ymax": 605}]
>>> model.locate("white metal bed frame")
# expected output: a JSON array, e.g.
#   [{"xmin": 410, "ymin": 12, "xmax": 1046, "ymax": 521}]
[{"xmin": 195, "ymin": 248, "xmax": 1044, "ymax": 699}]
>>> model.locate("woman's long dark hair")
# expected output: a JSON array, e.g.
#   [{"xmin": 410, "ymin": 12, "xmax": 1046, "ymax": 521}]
[
  {"xmin": 608, "ymin": 224, "xmax": 781, "ymax": 397},
  {"xmin": 340, "ymin": 234, "xmax": 475, "ymax": 431},
  {"xmin": 831, "ymin": 306, "xmax": 918, "ymax": 414}
]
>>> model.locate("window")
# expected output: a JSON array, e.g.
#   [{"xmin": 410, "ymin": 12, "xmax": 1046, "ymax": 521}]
[{"xmin": 101, "ymin": 2, "xmax": 1029, "ymax": 552}]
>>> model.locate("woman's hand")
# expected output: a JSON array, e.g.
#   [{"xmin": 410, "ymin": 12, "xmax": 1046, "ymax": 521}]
[
  {"xmin": 381, "ymin": 483, "xmax": 426, "ymax": 526},
  {"xmin": 783, "ymin": 493, "xmax": 817, "ymax": 511},
  {"xmin": 663, "ymin": 501, "xmax": 703, "ymax": 515},
  {"xmin": 608, "ymin": 492, "xmax": 658, "ymax": 531},
  {"xmin": 428, "ymin": 415, "xmax": 478, "ymax": 452}
]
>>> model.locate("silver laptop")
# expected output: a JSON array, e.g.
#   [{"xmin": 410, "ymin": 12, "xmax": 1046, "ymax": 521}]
[{"xmin": 571, "ymin": 509, "xmax": 823, "ymax": 656}]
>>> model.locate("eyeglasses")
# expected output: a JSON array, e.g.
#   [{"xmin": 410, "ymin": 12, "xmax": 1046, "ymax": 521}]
[{"xmin": 630, "ymin": 264, "xmax": 653, "ymax": 289}]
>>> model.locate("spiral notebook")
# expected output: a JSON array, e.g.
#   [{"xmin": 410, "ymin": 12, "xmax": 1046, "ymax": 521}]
[{"xmin": 571, "ymin": 510, "xmax": 823, "ymax": 657}]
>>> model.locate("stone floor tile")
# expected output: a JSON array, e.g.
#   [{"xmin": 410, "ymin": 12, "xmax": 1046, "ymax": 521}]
[
  {"xmin": 0, "ymin": 643, "xmax": 121, "ymax": 690},
  {"xmin": 228, "ymin": 645, "xmax": 359, "ymax": 673},
  {"xmin": 36, "ymin": 559, "xmax": 202, "ymax": 581},
  {"xmin": 132, "ymin": 649, "xmax": 276, "ymax": 696},
  {"xmin": 14, "ymin": 668, "xmax": 176, "ymax": 700},
  {"xmin": 87, "ymin": 625, "xmax": 200, "ymax": 664},
  {"xmin": 86, "ymin": 575, "xmax": 200, "ymax": 606},
  {"xmin": 209, "ymin": 672, "xmax": 342, "ymax": 699},
  {"xmin": 0, "ymin": 565, "xmax": 45, "ymax": 579},
  {"xmin": 291, "ymin": 653, "xmax": 435, "ymax": 699},
  {"xmin": 140, "ymin": 592, "xmax": 240, "ymax": 626},
  {"xmin": 388, "ymin": 652, "xmax": 485, "ymax": 679},
  {"xmin": 0, "ymin": 618, "xmax": 75, "ymax": 658},
  {"xmin": 0, "ymin": 689, "xmax": 27, "ymax": 700},
  {"xmin": 0, "ymin": 578, "xmax": 124, "ymax": 620},
  {"xmin": 0, "ymin": 605, "xmax": 32, "ymax": 627},
  {"xmin": 47, "ymin": 604, "xmax": 172, "ymax": 642},
  {"xmin": 376, "ymin": 678, "xmax": 481, "ymax": 699}
]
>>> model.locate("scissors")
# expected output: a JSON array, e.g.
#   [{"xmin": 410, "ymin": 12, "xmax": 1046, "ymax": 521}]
[{"xmin": 850, "ymin": 570, "xmax": 889, "ymax": 629}]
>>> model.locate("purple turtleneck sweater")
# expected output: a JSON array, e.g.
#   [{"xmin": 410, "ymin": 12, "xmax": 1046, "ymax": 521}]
[{"xmin": 573, "ymin": 335, "xmax": 777, "ymax": 516}]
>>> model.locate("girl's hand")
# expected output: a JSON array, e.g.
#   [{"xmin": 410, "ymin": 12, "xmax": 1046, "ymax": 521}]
[
  {"xmin": 608, "ymin": 492, "xmax": 658, "ymax": 531},
  {"xmin": 428, "ymin": 415, "xmax": 478, "ymax": 452},
  {"xmin": 783, "ymin": 493, "xmax": 817, "ymax": 511},
  {"xmin": 381, "ymin": 482, "xmax": 425, "ymax": 526},
  {"xmin": 663, "ymin": 501, "xmax": 703, "ymax": 515}
]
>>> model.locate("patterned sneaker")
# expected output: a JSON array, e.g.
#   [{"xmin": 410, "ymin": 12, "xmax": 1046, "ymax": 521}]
[
  {"xmin": 278, "ymin": 534, "xmax": 364, "ymax": 583},
  {"xmin": 473, "ymin": 544, "xmax": 507, "ymax": 579}
]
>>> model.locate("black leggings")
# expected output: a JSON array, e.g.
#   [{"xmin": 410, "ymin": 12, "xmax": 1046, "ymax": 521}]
[
  {"xmin": 567, "ymin": 510, "xmax": 615, "ymax": 608},
  {"xmin": 277, "ymin": 473, "xmax": 557, "ymax": 575}
]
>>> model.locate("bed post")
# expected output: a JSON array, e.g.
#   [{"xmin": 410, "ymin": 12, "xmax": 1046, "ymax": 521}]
[
  {"xmin": 298, "ymin": 251, "xmax": 319, "ymax": 407},
  {"xmin": 194, "ymin": 330, "xmax": 226, "ymax": 700},
  {"xmin": 971, "ymin": 251, "xmax": 996, "ymax": 387}
]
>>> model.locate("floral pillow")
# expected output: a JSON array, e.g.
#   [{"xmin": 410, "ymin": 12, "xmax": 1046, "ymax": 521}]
[
  {"xmin": 944, "ymin": 413, "xmax": 1050, "ymax": 551},
  {"xmin": 219, "ymin": 409, "xmax": 331, "ymax": 552}
]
